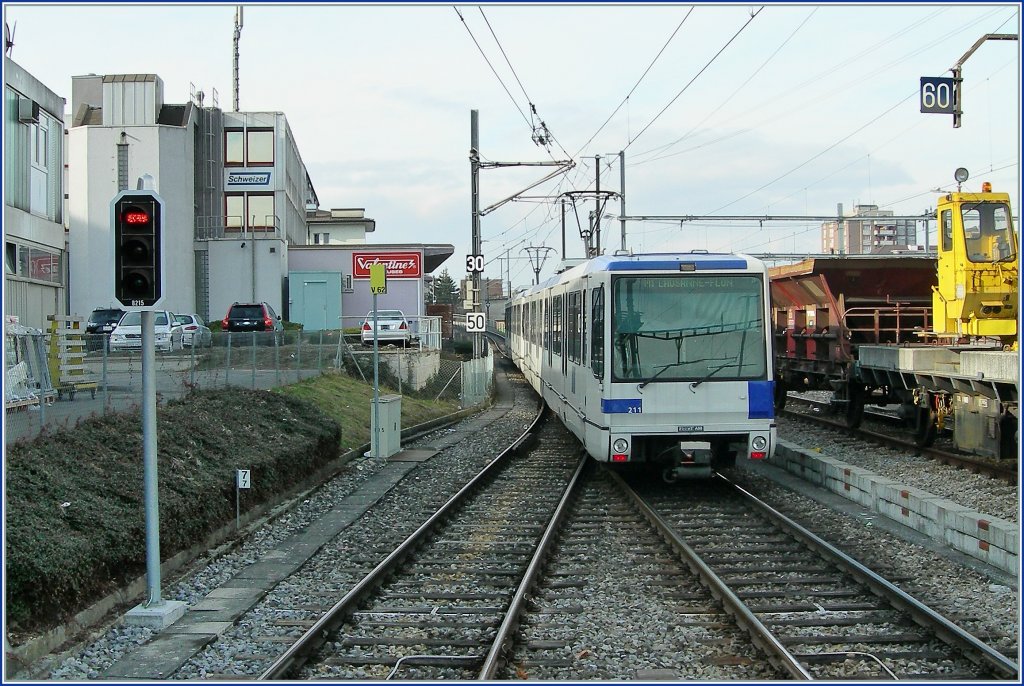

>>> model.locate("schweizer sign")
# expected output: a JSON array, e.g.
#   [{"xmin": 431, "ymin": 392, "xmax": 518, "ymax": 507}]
[{"xmin": 352, "ymin": 251, "xmax": 421, "ymax": 279}]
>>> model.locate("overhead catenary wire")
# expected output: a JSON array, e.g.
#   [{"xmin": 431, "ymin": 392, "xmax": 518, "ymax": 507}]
[
  {"xmin": 573, "ymin": 7, "xmax": 694, "ymax": 158},
  {"xmin": 631, "ymin": 6, "xmax": 817, "ymax": 163},
  {"xmin": 630, "ymin": 5, "xmax": 1004, "ymax": 171},
  {"xmin": 624, "ymin": 6, "xmax": 764, "ymax": 151},
  {"xmin": 453, "ymin": 5, "xmax": 532, "ymax": 131}
]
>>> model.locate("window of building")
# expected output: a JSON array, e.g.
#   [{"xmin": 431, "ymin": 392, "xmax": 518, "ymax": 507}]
[
  {"xmin": 6, "ymin": 242, "xmax": 61, "ymax": 284},
  {"xmin": 225, "ymin": 128, "xmax": 274, "ymax": 166},
  {"xmin": 248, "ymin": 194, "xmax": 275, "ymax": 228},
  {"xmin": 225, "ymin": 129, "xmax": 244, "ymax": 165},
  {"xmin": 226, "ymin": 194, "xmax": 244, "ymax": 228},
  {"xmin": 247, "ymin": 129, "xmax": 274, "ymax": 165},
  {"xmin": 313, "ymin": 232, "xmax": 331, "ymax": 244},
  {"xmin": 225, "ymin": 193, "xmax": 276, "ymax": 231}
]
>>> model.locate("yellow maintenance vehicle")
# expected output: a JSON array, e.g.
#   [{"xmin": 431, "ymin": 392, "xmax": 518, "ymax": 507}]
[
  {"xmin": 852, "ymin": 169, "xmax": 1018, "ymax": 459},
  {"xmin": 931, "ymin": 170, "xmax": 1018, "ymax": 344}
]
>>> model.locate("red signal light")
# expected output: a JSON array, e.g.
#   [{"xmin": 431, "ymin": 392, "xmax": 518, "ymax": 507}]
[
  {"xmin": 123, "ymin": 210, "xmax": 150, "ymax": 224},
  {"xmin": 611, "ymin": 454, "xmax": 629, "ymax": 462},
  {"xmin": 750, "ymin": 451, "xmax": 767, "ymax": 460}
]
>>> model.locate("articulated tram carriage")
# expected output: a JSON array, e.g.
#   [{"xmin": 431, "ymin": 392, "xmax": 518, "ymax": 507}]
[{"xmin": 506, "ymin": 252, "xmax": 777, "ymax": 481}]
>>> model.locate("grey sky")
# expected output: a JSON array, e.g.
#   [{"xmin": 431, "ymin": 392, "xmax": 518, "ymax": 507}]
[{"xmin": 3, "ymin": 2, "xmax": 1020, "ymax": 286}]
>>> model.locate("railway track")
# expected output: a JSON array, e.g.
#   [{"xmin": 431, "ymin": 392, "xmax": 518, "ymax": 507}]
[
  {"xmin": 501, "ymin": 469, "xmax": 782, "ymax": 680},
  {"xmin": 258, "ymin": 410, "xmax": 585, "ymax": 680},
  {"xmin": 625, "ymin": 473, "xmax": 1019, "ymax": 681},
  {"xmin": 782, "ymin": 395, "xmax": 1017, "ymax": 484}
]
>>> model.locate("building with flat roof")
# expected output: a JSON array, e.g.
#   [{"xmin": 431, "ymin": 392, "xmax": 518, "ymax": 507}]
[
  {"xmin": 4, "ymin": 56, "xmax": 66, "ymax": 330},
  {"xmin": 67, "ymin": 73, "xmax": 317, "ymax": 322},
  {"xmin": 821, "ymin": 205, "xmax": 920, "ymax": 255}
]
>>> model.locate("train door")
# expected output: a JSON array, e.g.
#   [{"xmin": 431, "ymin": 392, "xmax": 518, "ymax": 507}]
[{"xmin": 583, "ymin": 281, "xmax": 607, "ymax": 454}]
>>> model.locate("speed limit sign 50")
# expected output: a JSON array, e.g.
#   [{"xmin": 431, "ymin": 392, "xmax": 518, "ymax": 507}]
[{"xmin": 466, "ymin": 313, "xmax": 486, "ymax": 332}]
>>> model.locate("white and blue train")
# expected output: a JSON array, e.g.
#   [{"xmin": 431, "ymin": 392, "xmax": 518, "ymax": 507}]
[{"xmin": 506, "ymin": 252, "xmax": 777, "ymax": 481}]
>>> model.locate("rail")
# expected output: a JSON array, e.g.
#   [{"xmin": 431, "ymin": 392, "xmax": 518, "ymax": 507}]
[{"xmin": 257, "ymin": 401, "xmax": 549, "ymax": 680}]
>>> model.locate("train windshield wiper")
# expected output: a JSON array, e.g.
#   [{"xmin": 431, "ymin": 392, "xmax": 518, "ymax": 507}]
[
  {"xmin": 638, "ymin": 362, "xmax": 687, "ymax": 390},
  {"xmin": 689, "ymin": 360, "xmax": 739, "ymax": 390}
]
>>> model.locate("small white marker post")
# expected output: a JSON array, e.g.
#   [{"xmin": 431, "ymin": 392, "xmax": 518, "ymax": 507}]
[{"xmin": 236, "ymin": 468, "xmax": 251, "ymax": 529}]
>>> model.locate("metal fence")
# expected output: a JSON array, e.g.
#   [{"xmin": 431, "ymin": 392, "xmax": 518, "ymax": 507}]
[{"xmin": 4, "ymin": 328, "xmax": 482, "ymax": 445}]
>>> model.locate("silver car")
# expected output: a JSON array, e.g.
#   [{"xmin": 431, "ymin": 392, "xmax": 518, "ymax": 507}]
[
  {"xmin": 174, "ymin": 313, "xmax": 213, "ymax": 348},
  {"xmin": 361, "ymin": 309, "xmax": 411, "ymax": 346}
]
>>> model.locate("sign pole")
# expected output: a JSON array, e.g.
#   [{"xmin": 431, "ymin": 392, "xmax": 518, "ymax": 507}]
[
  {"xmin": 141, "ymin": 310, "xmax": 162, "ymax": 606},
  {"xmin": 372, "ymin": 289, "xmax": 380, "ymax": 458},
  {"xmin": 368, "ymin": 263, "xmax": 387, "ymax": 459}
]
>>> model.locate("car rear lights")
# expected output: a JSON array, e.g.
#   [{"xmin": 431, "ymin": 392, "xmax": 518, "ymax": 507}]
[
  {"xmin": 264, "ymin": 316, "xmax": 273, "ymax": 329},
  {"xmin": 399, "ymin": 321, "xmax": 407, "ymax": 330},
  {"xmin": 221, "ymin": 317, "xmax": 229, "ymax": 329},
  {"xmin": 362, "ymin": 322, "xmax": 371, "ymax": 331}
]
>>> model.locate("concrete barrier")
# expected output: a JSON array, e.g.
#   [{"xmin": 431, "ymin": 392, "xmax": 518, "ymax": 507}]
[{"xmin": 773, "ymin": 440, "xmax": 1018, "ymax": 574}]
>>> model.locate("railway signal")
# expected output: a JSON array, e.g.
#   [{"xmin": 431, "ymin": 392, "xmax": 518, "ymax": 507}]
[{"xmin": 112, "ymin": 190, "xmax": 164, "ymax": 309}]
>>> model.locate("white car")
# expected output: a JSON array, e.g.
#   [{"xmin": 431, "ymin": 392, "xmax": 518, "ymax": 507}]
[
  {"xmin": 361, "ymin": 309, "xmax": 412, "ymax": 346},
  {"xmin": 109, "ymin": 310, "xmax": 183, "ymax": 353}
]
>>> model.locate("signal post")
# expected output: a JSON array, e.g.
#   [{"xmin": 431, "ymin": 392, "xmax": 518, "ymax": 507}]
[{"xmin": 113, "ymin": 188, "xmax": 185, "ymax": 628}]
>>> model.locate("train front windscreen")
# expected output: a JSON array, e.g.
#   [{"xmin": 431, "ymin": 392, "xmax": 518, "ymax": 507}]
[{"xmin": 610, "ymin": 274, "xmax": 767, "ymax": 384}]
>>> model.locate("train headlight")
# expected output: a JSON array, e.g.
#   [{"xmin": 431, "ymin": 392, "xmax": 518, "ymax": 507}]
[
  {"xmin": 751, "ymin": 436, "xmax": 768, "ymax": 451},
  {"xmin": 613, "ymin": 438, "xmax": 629, "ymax": 454}
]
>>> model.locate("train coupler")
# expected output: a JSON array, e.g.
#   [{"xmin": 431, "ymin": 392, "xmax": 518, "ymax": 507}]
[{"xmin": 661, "ymin": 441, "xmax": 713, "ymax": 482}]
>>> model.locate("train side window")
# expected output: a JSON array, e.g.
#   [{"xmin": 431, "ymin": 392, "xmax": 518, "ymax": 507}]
[
  {"xmin": 567, "ymin": 291, "xmax": 580, "ymax": 364},
  {"xmin": 581, "ymin": 289, "xmax": 587, "ymax": 363},
  {"xmin": 941, "ymin": 209, "xmax": 952, "ymax": 252},
  {"xmin": 591, "ymin": 286, "xmax": 605, "ymax": 379},
  {"xmin": 544, "ymin": 298, "xmax": 551, "ymax": 357},
  {"xmin": 552, "ymin": 294, "xmax": 563, "ymax": 356}
]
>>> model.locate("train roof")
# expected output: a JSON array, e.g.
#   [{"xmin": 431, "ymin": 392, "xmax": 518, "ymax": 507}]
[{"xmin": 518, "ymin": 252, "xmax": 763, "ymax": 298}]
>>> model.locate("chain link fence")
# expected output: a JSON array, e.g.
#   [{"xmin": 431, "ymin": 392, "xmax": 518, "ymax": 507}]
[{"xmin": 4, "ymin": 327, "xmax": 488, "ymax": 444}]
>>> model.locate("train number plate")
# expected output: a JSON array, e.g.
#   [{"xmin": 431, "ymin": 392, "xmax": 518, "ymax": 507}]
[{"xmin": 677, "ymin": 425, "xmax": 704, "ymax": 432}]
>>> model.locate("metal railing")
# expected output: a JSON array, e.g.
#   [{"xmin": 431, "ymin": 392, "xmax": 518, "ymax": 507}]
[{"xmin": 4, "ymin": 328, "xmax": 484, "ymax": 444}]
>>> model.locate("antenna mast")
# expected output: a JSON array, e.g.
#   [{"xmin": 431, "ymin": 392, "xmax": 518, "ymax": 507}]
[{"xmin": 232, "ymin": 6, "xmax": 243, "ymax": 111}]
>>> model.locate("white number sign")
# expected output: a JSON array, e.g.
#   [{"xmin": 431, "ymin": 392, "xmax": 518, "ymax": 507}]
[
  {"xmin": 236, "ymin": 469, "xmax": 251, "ymax": 489},
  {"xmin": 466, "ymin": 312, "xmax": 486, "ymax": 332},
  {"xmin": 466, "ymin": 254, "xmax": 484, "ymax": 273}
]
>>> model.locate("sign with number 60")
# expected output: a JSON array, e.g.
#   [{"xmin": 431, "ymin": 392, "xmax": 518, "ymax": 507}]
[
  {"xmin": 920, "ymin": 76, "xmax": 955, "ymax": 114},
  {"xmin": 466, "ymin": 312, "xmax": 486, "ymax": 332}
]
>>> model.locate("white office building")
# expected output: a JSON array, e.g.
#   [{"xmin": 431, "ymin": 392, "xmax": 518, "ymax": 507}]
[{"xmin": 67, "ymin": 73, "xmax": 317, "ymax": 322}]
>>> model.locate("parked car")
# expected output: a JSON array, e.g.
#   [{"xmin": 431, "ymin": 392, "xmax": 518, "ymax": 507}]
[
  {"xmin": 174, "ymin": 313, "xmax": 212, "ymax": 348},
  {"xmin": 222, "ymin": 302, "xmax": 283, "ymax": 344},
  {"xmin": 361, "ymin": 309, "xmax": 412, "ymax": 346},
  {"xmin": 86, "ymin": 307, "xmax": 125, "ymax": 351},
  {"xmin": 108, "ymin": 310, "xmax": 183, "ymax": 353}
]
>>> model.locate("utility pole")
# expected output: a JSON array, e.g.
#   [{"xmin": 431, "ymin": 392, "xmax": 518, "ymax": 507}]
[
  {"xmin": 523, "ymin": 246, "xmax": 555, "ymax": 285},
  {"xmin": 561, "ymin": 199, "xmax": 566, "ymax": 260},
  {"xmin": 470, "ymin": 110, "xmax": 482, "ymax": 360},
  {"xmin": 594, "ymin": 154, "xmax": 601, "ymax": 257},
  {"xmin": 618, "ymin": 151, "xmax": 626, "ymax": 252},
  {"xmin": 504, "ymin": 248, "xmax": 511, "ymax": 299},
  {"xmin": 467, "ymin": 109, "xmax": 573, "ymax": 358}
]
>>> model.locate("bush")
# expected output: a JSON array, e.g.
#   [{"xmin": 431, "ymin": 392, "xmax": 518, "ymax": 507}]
[{"xmin": 4, "ymin": 388, "xmax": 340, "ymax": 631}]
